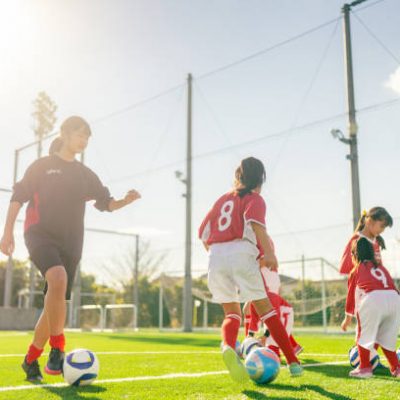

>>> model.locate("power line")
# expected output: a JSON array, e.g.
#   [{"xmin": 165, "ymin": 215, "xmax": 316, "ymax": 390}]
[
  {"xmin": 107, "ymin": 96, "xmax": 400, "ymax": 184},
  {"xmin": 196, "ymin": 17, "xmax": 341, "ymax": 81},
  {"xmin": 92, "ymin": 84, "xmax": 185, "ymax": 125},
  {"xmin": 351, "ymin": 10, "xmax": 400, "ymax": 65}
]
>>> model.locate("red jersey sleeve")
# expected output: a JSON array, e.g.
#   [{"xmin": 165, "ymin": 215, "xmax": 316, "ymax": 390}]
[
  {"xmin": 339, "ymin": 234, "xmax": 358, "ymax": 275},
  {"xmin": 345, "ymin": 270, "xmax": 357, "ymax": 316},
  {"xmin": 243, "ymin": 195, "xmax": 266, "ymax": 226},
  {"xmin": 198, "ymin": 208, "xmax": 214, "ymax": 243}
]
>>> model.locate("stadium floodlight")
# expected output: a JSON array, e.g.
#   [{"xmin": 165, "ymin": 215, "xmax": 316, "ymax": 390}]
[{"xmin": 330, "ymin": 128, "xmax": 351, "ymax": 144}]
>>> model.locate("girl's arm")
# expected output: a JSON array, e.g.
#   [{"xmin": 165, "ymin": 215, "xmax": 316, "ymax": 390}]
[
  {"xmin": 108, "ymin": 190, "xmax": 141, "ymax": 211},
  {"xmin": 251, "ymin": 222, "xmax": 278, "ymax": 271},
  {"xmin": 341, "ymin": 272, "xmax": 357, "ymax": 331},
  {"xmin": 0, "ymin": 202, "xmax": 22, "ymax": 255}
]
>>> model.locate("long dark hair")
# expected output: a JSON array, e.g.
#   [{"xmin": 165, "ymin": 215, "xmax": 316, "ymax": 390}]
[
  {"xmin": 49, "ymin": 116, "xmax": 91, "ymax": 155},
  {"xmin": 234, "ymin": 157, "xmax": 266, "ymax": 197},
  {"xmin": 354, "ymin": 207, "xmax": 393, "ymax": 250},
  {"xmin": 351, "ymin": 237, "xmax": 377, "ymax": 269}
]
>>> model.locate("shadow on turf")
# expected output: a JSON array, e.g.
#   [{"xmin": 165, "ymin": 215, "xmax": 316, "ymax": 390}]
[
  {"xmin": 304, "ymin": 358, "xmax": 393, "ymax": 380},
  {"xmin": 244, "ymin": 383, "xmax": 354, "ymax": 400},
  {"xmin": 102, "ymin": 334, "xmax": 221, "ymax": 348},
  {"xmin": 42, "ymin": 384, "xmax": 106, "ymax": 400}
]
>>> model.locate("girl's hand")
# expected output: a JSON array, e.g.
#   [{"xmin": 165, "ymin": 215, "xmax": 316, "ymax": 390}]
[
  {"xmin": 0, "ymin": 233, "xmax": 15, "ymax": 256},
  {"xmin": 124, "ymin": 190, "xmax": 141, "ymax": 205},
  {"xmin": 341, "ymin": 315, "xmax": 352, "ymax": 332},
  {"xmin": 264, "ymin": 254, "xmax": 278, "ymax": 271}
]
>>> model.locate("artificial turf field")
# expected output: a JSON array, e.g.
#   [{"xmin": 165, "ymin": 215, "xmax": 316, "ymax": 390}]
[{"xmin": 0, "ymin": 330, "xmax": 399, "ymax": 400}]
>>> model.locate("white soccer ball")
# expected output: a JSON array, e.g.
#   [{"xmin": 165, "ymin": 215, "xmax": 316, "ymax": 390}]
[
  {"xmin": 240, "ymin": 337, "xmax": 261, "ymax": 359},
  {"xmin": 348, "ymin": 345, "xmax": 380, "ymax": 370},
  {"xmin": 63, "ymin": 349, "xmax": 99, "ymax": 386}
]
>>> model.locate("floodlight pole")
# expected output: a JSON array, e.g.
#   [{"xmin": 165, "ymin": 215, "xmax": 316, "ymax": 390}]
[
  {"xmin": 183, "ymin": 73, "xmax": 193, "ymax": 332},
  {"xmin": 331, "ymin": 2, "xmax": 365, "ymax": 230}
]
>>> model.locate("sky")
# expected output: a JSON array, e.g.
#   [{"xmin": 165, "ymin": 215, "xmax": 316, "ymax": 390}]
[{"xmin": 0, "ymin": 0, "xmax": 400, "ymax": 286}]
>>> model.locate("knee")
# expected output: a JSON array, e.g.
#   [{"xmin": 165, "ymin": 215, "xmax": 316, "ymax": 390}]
[{"xmin": 46, "ymin": 266, "xmax": 68, "ymax": 294}]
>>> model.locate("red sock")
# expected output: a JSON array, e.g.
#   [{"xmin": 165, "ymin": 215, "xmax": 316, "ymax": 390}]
[
  {"xmin": 260, "ymin": 310, "xmax": 299, "ymax": 364},
  {"xmin": 289, "ymin": 335, "xmax": 300, "ymax": 348},
  {"xmin": 268, "ymin": 345, "xmax": 280, "ymax": 357},
  {"xmin": 249, "ymin": 303, "xmax": 260, "ymax": 335},
  {"xmin": 49, "ymin": 334, "xmax": 65, "ymax": 352},
  {"xmin": 26, "ymin": 344, "xmax": 43, "ymax": 364},
  {"xmin": 357, "ymin": 345, "xmax": 370, "ymax": 369},
  {"xmin": 381, "ymin": 347, "xmax": 400, "ymax": 371},
  {"xmin": 221, "ymin": 313, "xmax": 241, "ymax": 349},
  {"xmin": 244, "ymin": 314, "xmax": 251, "ymax": 336}
]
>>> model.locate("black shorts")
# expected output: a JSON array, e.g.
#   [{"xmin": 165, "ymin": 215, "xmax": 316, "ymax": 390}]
[{"xmin": 29, "ymin": 244, "xmax": 80, "ymax": 301}]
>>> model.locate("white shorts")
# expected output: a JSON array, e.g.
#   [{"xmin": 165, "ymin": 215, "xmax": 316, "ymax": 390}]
[
  {"xmin": 356, "ymin": 290, "xmax": 400, "ymax": 351},
  {"xmin": 208, "ymin": 241, "xmax": 267, "ymax": 304},
  {"xmin": 266, "ymin": 305, "xmax": 294, "ymax": 347},
  {"xmin": 260, "ymin": 267, "xmax": 281, "ymax": 294}
]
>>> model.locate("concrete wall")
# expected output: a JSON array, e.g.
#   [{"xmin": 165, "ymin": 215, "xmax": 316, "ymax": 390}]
[{"xmin": 0, "ymin": 307, "xmax": 40, "ymax": 330}]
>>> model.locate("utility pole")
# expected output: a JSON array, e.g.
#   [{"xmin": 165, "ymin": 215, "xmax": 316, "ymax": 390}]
[
  {"xmin": 332, "ymin": 1, "xmax": 366, "ymax": 229},
  {"xmin": 183, "ymin": 74, "xmax": 193, "ymax": 332},
  {"xmin": 133, "ymin": 234, "xmax": 140, "ymax": 329}
]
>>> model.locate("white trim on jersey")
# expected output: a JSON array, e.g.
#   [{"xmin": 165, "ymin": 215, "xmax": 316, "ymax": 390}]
[{"xmin": 201, "ymin": 221, "xmax": 211, "ymax": 243}]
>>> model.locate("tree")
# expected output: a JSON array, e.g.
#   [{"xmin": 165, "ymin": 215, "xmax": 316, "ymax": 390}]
[{"xmin": 32, "ymin": 91, "xmax": 57, "ymax": 157}]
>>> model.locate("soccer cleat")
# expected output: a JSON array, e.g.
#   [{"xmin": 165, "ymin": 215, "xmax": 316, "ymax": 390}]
[
  {"xmin": 390, "ymin": 367, "xmax": 400, "ymax": 378},
  {"xmin": 293, "ymin": 345, "xmax": 304, "ymax": 356},
  {"xmin": 21, "ymin": 357, "xmax": 43, "ymax": 382},
  {"xmin": 44, "ymin": 348, "xmax": 65, "ymax": 375},
  {"xmin": 222, "ymin": 345, "xmax": 249, "ymax": 384},
  {"xmin": 289, "ymin": 362, "xmax": 303, "ymax": 377},
  {"xmin": 349, "ymin": 367, "xmax": 373, "ymax": 379}
]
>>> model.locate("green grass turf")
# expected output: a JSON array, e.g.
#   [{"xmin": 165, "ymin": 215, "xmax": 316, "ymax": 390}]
[{"xmin": 0, "ymin": 330, "xmax": 399, "ymax": 399}]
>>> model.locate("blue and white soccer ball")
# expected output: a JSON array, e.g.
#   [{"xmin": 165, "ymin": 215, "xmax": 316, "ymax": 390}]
[
  {"xmin": 220, "ymin": 340, "xmax": 241, "ymax": 356},
  {"xmin": 348, "ymin": 345, "xmax": 380, "ymax": 370},
  {"xmin": 245, "ymin": 347, "xmax": 280, "ymax": 384},
  {"xmin": 397, "ymin": 347, "xmax": 400, "ymax": 362},
  {"xmin": 240, "ymin": 337, "xmax": 261, "ymax": 359},
  {"xmin": 63, "ymin": 349, "xmax": 99, "ymax": 386}
]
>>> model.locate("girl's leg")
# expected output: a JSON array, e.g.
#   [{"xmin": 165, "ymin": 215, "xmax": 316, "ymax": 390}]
[
  {"xmin": 252, "ymin": 298, "xmax": 300, "ymax": 365},
  {"xmin": 25, "ymin": 307, "xmax": 50, "ymax": 364},
  {"xmin": 381, "ymin": 347, "xmax": 400, "ymax": 372},
  {"xmin": 357, "ymin": 344, "xmax": 371, "ymax": 369},
  {"xmin": 221, "ymin": 302, "xmax": 241, "ymax": 349},
  {"xmin": 220, "ymin": 302, "xmax": 248, "ymax": 383},
  {"xmin": 44, "ymin": 266, "xmax": 67, "ymax": 374}
]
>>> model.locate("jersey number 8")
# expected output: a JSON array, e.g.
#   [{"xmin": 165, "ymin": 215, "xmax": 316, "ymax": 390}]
[{"xmin": 218, "ymin": 201, "xmax": 234, "ymax": 232}]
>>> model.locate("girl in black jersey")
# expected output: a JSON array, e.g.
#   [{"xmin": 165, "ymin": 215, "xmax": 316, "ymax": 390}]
[{"xmin": 0, "ymin": 116, "xmax": 141, "ymax": 381}]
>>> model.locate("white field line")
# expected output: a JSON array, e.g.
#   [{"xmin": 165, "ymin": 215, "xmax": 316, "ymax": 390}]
[
  {"xmin": 0, "ymin": 361, "xmax": 349, "ymax": 393},
  {"xmin": 0, "ymin": 351, "xmax": 347, "ymax": 358},
  {"xmin": 0, "ymin": 351, "xmax": 220, "ymax": 358}
]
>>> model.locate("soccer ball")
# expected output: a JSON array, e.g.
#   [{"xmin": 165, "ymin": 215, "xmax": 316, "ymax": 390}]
[
  {"xmin": 245, "ymin": 347, "xmax": 280, "ymax": 384},
  {"xmin": 240, "ymin": 337, "xmax": 261, "ymax": 359},
  {"xmin": 220, "ymin": 340, "xmax": 241, "ymax": 356},
  {"xmin": 348, "ymin": 345, "xmax": 380, "ymax": 370},
  {"xmin": 63, "ymin": 349, "xmax": 99, "ymax": 386},
  {"xmin": 397, "ymin": 347, "xmax": 400, "ymax": 362}
]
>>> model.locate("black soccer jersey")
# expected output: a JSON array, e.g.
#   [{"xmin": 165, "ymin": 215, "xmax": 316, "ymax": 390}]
[{"xmin": 11, "ymin": 154, "xmax": 113, "ymax": 257}]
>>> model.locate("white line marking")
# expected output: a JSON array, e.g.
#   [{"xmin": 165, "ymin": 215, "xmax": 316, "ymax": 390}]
[
  {"xmin": 0, "ymin": 361, "xmax": 350, "ymax": 392},
  {"xmin": 0, "ymin": 351, "xmax": 347, "ymax": 358},
  {"xmin": 0, "ymin": 351, "xmax": 220, "ymax": 358}
]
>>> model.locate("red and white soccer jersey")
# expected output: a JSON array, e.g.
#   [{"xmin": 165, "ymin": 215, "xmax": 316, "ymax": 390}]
[
  {"xmin": 199, "ymin": 191, "xmax": 267, "ymax": 303},
  {"xmin": 339, "ymin": 233, "xmax": 382, "ymax": 275},
  {"xmin": 199, "ymin": 191, "xmax": 266, "ymax": 247},
  {"xmin": 345, "ymin": 261, "xmax": 398, "ymax": 316},
  {"xmin": 346, "ymin": 261, "xmax": 400, "ymax": 351}
]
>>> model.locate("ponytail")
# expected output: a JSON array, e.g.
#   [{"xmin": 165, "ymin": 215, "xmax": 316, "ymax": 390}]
[
  {"xmin": 234, "ymin": 157, "xmax": 266, "ymax": 198},
  {"xmin": 355, "ymin": 206, "xmax": 393, "ymax": 250},
  {"xmin": 49, "ymin": 137, "xmax": 63, "ymax": 155},
  {"xmin": 351, "ymin": 237, "xmax": 378, "ymax": 269}
]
